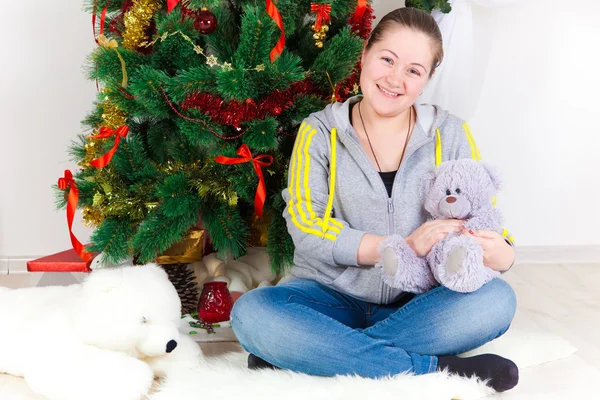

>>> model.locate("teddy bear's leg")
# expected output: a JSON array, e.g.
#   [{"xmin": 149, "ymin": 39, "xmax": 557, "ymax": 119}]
[
  {"xmin": 376, "ymin": 235, "xmax": 437, "ymax": 294},
  {"xmin": 429, "ymin": 235, "xmax": 500, "ymax": 293},
  {"xmin": 446, "ymin": 246, "xmax": 468, "ymax": 276},
  {"xmin": 144, "ymin": 334, "xmax": 202, "ymax": 378},
  {"xmin": 25, "ymin": 343, "xmax": 154, "ymax": 400}
]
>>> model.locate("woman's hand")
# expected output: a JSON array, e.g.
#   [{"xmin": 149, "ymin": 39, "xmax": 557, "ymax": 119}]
[
  {"xmin": 405, "ymin": 219, "xmax": 465, "ymax": 257},
  {"xmin": 463, "ymin": 230, "xmax": 514, "ymax": 272}
]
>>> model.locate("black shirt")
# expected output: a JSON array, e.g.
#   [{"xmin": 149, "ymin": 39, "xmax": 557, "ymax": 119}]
[
  {"xmin": 379, "ymin": 170, "xmax": 397, "ymax": 198},
  {"xmin": 350, "ymin": 103, "xmax": 398, "ymax": 198}
]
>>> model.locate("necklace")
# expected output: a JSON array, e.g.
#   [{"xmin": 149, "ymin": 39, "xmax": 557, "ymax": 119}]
[{"xmin": 358, "ymin": 101, "xmax": 413, "ymax": 173}]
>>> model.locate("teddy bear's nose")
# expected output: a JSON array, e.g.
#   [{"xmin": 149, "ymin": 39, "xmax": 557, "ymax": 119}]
[
  {"xmin": 446, "ymin": 196, "xmax": 457, "ymax": 204},
  {"xmin": 166, "ymin": 340, "xmax": 178, "ymax": 353}
]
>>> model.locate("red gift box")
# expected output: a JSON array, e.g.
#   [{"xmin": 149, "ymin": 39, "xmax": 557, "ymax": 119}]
[{"xmin": 27, "ymin": 248, "xmax": 97, "ymax": 273}]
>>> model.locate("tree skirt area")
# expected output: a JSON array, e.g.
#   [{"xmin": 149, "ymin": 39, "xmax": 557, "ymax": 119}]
[{"xmin": 0, "ymin": 314, "xmax": 577, "ymax": 400}]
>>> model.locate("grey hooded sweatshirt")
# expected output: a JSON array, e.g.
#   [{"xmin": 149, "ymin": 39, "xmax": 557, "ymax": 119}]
[{"xmin": 281, "ymin": 95, "xmax": 511, "ymax": 305}]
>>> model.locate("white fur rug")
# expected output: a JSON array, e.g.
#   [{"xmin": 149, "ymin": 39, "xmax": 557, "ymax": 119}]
[
  {"xmin": 150, "ymin": 318, "xmax": 577, "ymax": 400},
  {"xmin": 0, "ymin": 317, "xmax": 577, "ymax": 400}
]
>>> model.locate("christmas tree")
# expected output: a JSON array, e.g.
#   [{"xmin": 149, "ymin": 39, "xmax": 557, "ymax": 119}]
[{"xmin": 55, "ymin": 0, "xmax": 376, "ymax": 273}]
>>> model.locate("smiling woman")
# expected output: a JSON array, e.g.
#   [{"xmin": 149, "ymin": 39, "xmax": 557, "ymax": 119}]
[{"xmin": 231, "ymin": 6, "xmax": 519, "ymax": 394}]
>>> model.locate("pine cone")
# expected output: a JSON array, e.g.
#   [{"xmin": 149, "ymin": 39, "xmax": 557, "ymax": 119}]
[{"xmin": 161, "ymin": 263, "xmax": 200, "ymax": 315}]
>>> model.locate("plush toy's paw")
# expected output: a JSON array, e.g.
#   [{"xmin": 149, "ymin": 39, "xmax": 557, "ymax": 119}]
[
  {"xmin": 145, "ymin": 335, "xmax": 202, "ymax": 378},
  {"xmin": 25, "ymin": 345, "xmax": 155, "ymax": 400},
  {"xmin": 430, "ymin": 236, "xmax": 500, "ymax": 293},
  {"xmin": 382, "ymin": 247, "xmax": 399, "ymax": 276},
  {"xmin": 446, "ymin": 246, "xmax": 467, "ymax": 276},
  {"xmin": 376, "ymin": 235, "xmax": 436, "ymax": 294}
]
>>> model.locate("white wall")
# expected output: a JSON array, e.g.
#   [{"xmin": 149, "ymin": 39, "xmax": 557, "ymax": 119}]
[
  {"xmin": 1, "ymin": 1, "xmax": 97, "ymax": 257},
  {"xmin": 465, "ymin": 0, "xmax": 600, "ymax": 246},
  {"xmin": 1, "ymin": 0, "xmax": 599, "ymax": 259}
]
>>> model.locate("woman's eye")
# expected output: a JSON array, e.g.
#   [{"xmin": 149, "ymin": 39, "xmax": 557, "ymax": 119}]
[
  {"xmin": 382, "ymin": 57, "xmax": 393, "ymax": 65},
  {"xmin": 409, "ymin": 68, "xmax": 421, "ymax": 76}
]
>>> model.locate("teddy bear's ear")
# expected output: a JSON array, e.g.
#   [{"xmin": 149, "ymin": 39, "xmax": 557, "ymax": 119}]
[
  {"xmin": 419, "ymin": 169, "xmax": 437, "ymax": 199},
  {"xmin": 481, "ymin": 162, "xmax": 502, "ymax": 191}
]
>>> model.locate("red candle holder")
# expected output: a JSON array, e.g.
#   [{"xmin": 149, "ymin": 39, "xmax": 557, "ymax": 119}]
[{"xmin": 197, "ymin": 281, "xmax": 234, "ymax": 326}]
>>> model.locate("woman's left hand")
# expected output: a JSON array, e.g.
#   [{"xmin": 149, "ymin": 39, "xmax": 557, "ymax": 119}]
[{"xmin": 463, "ymin": 229, "xmax": 514, "ymax": 272}]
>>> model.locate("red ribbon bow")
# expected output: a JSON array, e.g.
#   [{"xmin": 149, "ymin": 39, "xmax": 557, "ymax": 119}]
[
  {"xmin": 215, "ymin": 145, "xmax": 274, "ymax": 218},
  {"xmin": 266, "ymin": 0, "xmax": 286, "ymax": 62},
  {"xmin": 58, "ymin": 170, "xmax": 93, "ymax": 262},
  {"xmin": 88, "ymin": 125, "xmax": 129, "ymax": 168},
  {"xmin": 167, "ymin": 0, "xmax": 181, "ymax": 12},
  {"xmin": 310, "ymin": 3, "xmax": 332, "ymax": 31}
]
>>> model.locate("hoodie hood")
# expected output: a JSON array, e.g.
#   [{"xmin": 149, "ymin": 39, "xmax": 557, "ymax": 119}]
[{"xmin": 321, "ymin": 95, "xmax": 450, "ymax": 145}]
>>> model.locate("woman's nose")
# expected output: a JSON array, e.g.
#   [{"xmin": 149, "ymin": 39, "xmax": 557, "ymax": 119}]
[{"xmin": 386, "ymin": 68, "xmax": 403, "ymax": 87}]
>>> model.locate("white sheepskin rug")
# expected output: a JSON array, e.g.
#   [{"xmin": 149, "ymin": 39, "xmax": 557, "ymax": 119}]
[
  {"xmin": 149, "ymin": 316, "xmax": 577, "ymax": 400},
  {"xmin": 0, "ymin": 315, "xmax": 577, "ymax": 400},
  {"xmin": 150, "ymin": 351, "xmax": 494, "ymax": 400}
]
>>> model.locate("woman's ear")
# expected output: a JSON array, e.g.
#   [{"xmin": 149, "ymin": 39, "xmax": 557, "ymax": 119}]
[{"xmin": 360, "ymin": 40, "xmax": 370, "ymax": 66}]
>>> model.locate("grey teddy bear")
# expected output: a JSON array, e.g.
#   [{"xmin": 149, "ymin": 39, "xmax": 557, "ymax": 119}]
[{"xmin": 376, "ymin": 159, "xmax": 503, "ymax": 293}]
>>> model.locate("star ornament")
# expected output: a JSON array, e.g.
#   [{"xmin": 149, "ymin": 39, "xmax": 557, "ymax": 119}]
[{"xmin": 206, "ymin": 55, "xmax": 219, "ymax": 67}]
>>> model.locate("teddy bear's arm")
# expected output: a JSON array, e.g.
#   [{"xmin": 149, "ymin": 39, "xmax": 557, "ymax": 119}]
[{"xmin": 464, "ymin": 207, "xmax": 503, "ymax": 232}]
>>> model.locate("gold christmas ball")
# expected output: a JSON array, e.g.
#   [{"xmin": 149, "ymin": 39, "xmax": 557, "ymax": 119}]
[
  {"xmin": 320, "ymin": 33, "xmax": 327, "ymax": 40},
  {"xmin": 311, "ymin": 24, "xmax": 316, "ymax": 31},
  {"xmin": 313, "ymin": 32, "xmax": 321, "ymax": 40},
  {"xmin": 322, "ymin": 25, "xmax": 329, "ymax": 32},
  {"xmin": 315, "ymin": 40, "xmax": 323, "ymax": 48}
]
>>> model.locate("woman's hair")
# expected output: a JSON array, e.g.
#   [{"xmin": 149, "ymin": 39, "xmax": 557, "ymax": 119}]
[{"xmin": 365, "ymin": 7, "xmax": 443, "ymax": 77}]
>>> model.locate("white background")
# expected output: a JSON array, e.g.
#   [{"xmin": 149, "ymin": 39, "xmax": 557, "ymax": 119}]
[{"xmin": 1, "ymin": 0, "xmax": 599, "ymax": 259}]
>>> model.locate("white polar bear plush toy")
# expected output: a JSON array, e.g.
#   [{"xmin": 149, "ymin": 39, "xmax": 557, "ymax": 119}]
[{"xmin": 0, "ymin": 264, "xmax": 202, "ymax": 400}]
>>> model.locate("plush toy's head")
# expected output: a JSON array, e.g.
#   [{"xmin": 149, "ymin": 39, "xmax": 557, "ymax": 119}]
[
  {"xmin": 72, "ymin": 264, "xmax": 182, "ymax": 358},
  {"xmin": 421, "ymin": 159, "xmax": 501, "ymax": 219}
]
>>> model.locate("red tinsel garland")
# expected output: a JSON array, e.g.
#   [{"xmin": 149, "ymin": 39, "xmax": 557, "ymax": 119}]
[
  {"xmin": 180, "ymin": 79, "xmax": 321, "ymax": 129},
  {"xmin": 349, "ymin": 4, "xmax": 375, "ymax": 40}
]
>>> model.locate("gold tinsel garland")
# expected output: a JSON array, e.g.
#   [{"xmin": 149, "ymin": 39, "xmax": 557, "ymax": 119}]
[
  {"xmin": 83, "ymin": 206, "xmax": 105, "ymax": 227},
  {"xmin": 122, "ymin": 0, "xmax": 162, "ymax": 50}
]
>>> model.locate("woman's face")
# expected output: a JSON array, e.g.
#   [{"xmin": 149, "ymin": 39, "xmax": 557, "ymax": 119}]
[{"xmin": 360, "ymin": 26, "xmax": 435, "ymax": 118}]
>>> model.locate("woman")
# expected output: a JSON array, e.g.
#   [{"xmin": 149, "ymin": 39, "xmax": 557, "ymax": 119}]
[{"xmin": 231, "ymin": 7, "xmax": 518, "ymax": 393}]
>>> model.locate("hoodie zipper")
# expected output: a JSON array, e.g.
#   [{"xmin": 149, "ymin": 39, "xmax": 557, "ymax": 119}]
[{"xmin": 388, "ymin": 198, "xmax": 394, "ymax": 235}]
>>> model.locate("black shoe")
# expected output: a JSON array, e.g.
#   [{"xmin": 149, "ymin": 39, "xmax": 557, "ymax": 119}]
[{"xmin": 248, "ymin": 353, "xmax": 280, "ymax": 370}]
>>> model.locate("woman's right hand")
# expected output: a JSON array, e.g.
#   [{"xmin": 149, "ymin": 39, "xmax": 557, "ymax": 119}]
[{"xmin": 405, "ymin": 219, "xmax": 465, "ymax": 257}]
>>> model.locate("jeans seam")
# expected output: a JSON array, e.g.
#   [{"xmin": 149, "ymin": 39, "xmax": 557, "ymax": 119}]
[{"xmin": 363, "ymin": 286, "xmax": 449, "ymax": 334}]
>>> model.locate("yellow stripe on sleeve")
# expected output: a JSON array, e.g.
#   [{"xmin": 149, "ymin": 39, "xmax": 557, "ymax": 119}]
[
  {"xmin": 321, "ymin": 127, "xmax": 338, "ymax": 238},
  {"xmin": 285, "ymin": 123, "xmax": 339, "ymax": 241},
  {"xmin": 299, "ymin": 127, "xmax": 340, "ymax": 234}
]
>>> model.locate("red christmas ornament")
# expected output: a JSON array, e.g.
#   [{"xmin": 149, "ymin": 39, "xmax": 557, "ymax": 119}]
[
  {"xmin": 196, "ymin": 9, "xmax": 218, "ymax": 34},
  {"xmin": 197, "ymin": 281, "xmax": 234, "ymax": 323}
]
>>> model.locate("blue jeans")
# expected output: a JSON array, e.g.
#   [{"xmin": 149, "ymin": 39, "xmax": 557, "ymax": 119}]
[{"xmin": 231, "ymin": 278, "xmax": 516, "ymax": 378}]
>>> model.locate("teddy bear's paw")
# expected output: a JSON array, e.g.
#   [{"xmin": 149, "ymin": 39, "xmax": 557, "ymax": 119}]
[
  {"xmin": 376, "ymin": 236, "xmax": 435, "ymax": 294},
  {"xmin": 446, "ymin": 246, "xmax": 467, "ymax": 276},
  {"xmin": 382, "ymin": 247, "xmax": 399, "ymax": 276}
]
